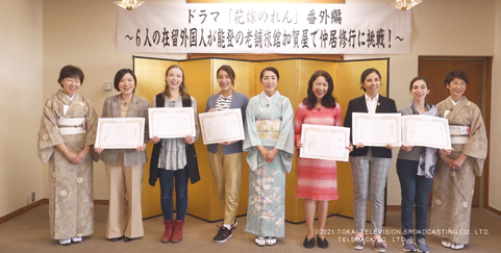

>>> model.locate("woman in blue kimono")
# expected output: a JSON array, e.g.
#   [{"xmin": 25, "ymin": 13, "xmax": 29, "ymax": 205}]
[{"xmin": 243, "ymin": 67, "xmax": 295, "ymax": 247}]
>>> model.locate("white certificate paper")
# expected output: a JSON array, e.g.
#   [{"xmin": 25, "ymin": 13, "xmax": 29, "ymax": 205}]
[
  {"xmin": 402, "ymin": 115, "xmax": 451, "ymax": 149},
  {"xmin": 148, "ymin": 107, "xmax": 196, "ymax": 138},
  {"xmin": 352, "ymin": 113, "xmax": 402, "ymax": 147},
  {"xmin": 199, "ymin": 109, "xmax": 245, "ymax": 145},
  {"xmin": 95, "ymin": 118, "xmax": 145, "ymax": 149},
  {"xmin": 300, "ymin": 124, "xmax": 350, "ymax": 161}
]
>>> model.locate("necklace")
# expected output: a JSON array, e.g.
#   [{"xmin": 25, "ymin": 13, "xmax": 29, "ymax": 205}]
[{"xmin": 121, "ymin": 96, "xmax": 132, "ymax": 107}]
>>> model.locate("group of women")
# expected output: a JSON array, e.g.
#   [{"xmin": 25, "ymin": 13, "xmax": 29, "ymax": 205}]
[{"xmin": 38, "ymin": 64, "xmax": 487, "ymax": 252}]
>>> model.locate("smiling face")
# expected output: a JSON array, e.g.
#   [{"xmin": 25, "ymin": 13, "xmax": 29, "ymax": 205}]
[
  {"xmin": 410, "ymin": 79, "xmax": 430, "ymax": 103},
  {"xmin": 60, "ymin": 76, "xmax": 81, "ymax": 97},
  {"xmin": 312, "ymin": 75, "xmax": 329, "ymax": 101},
  {"xmin": 261, "ymin": 70, "xmax": 278, "ymax": 96},
  {"xmin": 362, "ymin": 72, "xmax": 381, "ymax": 98},
  {"xmin": 165, "ymin": 67, "xmax": 183, "ymax": 91},
  {"xmin": 446, "ymin": 77, "xmax": 467, "ymax": 101},
  {"xmin": 118, "ymin": 73, "xmax": 136, "ymax": 96},
  {"xmin": 217, "ymin": 70, "xmax": 233, "ymax": 93}
]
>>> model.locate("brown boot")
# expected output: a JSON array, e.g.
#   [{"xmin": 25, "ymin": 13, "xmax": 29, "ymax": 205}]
[
  {"xmin": 171, "ymin": 220, "xmax": 184, "ymax": 243},
  {"xmin": 161, "ymin": 220, "xmax": 173, "ymax": 243}
]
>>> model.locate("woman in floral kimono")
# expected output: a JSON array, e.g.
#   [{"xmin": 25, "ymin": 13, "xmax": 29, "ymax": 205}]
[
  {"xmin": 243, "ymin": 67, "xmax": 294, "ymax": 247},
  {"xmin": 430, "ymin": 70, "xmax": 488, "ymax": 250},
  {"xmin": 37, "ymin": 65, "xmax": 98, "ymax": 246}
]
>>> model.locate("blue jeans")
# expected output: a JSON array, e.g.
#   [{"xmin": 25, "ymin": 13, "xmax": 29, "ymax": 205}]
[
  {"xmin": 396, "ymin": 159, "xmax": 433, "ymax": 239},
  {"xmin": 158, "ymin": 169, "xmax": 188, "ymax": 221}
]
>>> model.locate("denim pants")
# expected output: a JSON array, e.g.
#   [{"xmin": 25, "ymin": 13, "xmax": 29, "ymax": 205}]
[
  {"xmin": 396, "ymin": 159, "xmax": 433, "ymax": 239},
  {"xmin": 158, "ymin": 168, "xmax": 188, "ymax": 221}
]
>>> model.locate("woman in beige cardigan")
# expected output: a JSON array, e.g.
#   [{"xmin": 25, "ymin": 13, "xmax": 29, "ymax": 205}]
[{"xmin": 94, "ymin": 69, "xmax": 149, "ymax": 242}]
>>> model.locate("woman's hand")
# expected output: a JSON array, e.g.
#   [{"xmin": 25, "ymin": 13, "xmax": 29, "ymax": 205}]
[
  {"xmin": 208, "ymin": 108, "xmax": 218, "ymax": 112},
  {"xmin": 355, "ymin": 143, "xmax": 365, "ymax": 149},
  {"xmin": 219, "ymin": 141, "xmax": 236, "ymax": 146},
  {"xmin": 401, "ymin": 144, "xmax": 413, "ymax": 152},
  {"xmin": 264, "ymin": 149, "xmax": 279, "ymax": 163},
  {"xmin": 94, "ymin": 146, "xmax": 104, "ymax": 154},
  {"xmin": 439, "ymin": 148, "xmax": 453, "ymax": 156},
  {"xmin": 296, "ymin": 141, "xmax": 303, "ymax": 148},
  {"xmin": 151, "ymin": 136, "xmax": 160, "ymax": 144},
  {"xmin": 136, "ymin": 144, "xmax": 147, "ymax": 152},
  {"xmin": 385, "ymin": 144, "xmax": 394, "ymax": 150},
  {"xmin": 449, "ymin": 154, "xmax": 467, "ymax": 170},
  {"xmin": 72, "ymin": 146, "xmax": 90, "ymax": 164},
  {"xmin": 346, "ymin": 143, "xmax": 353, "ymax": 152},
  {"xmin": 185, "ymin": 135, "xmax": 194, "ymax": 145}
]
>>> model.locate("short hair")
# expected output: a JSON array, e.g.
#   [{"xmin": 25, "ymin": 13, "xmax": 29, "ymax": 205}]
[
  {"xmin": 302, "ymin": 70, "xmax": 336, "ymax": 109},
  {"xmin": 260, "ymin": 67, "xmax": 280, "ymax": 81},
  {"xmin": 58, "ymin": 65, "xmax": 84, "ymax": 87},
  {"xmin": 360, "ymin": 68, "xmax": 381, "ymax": 92},
  {"xmin": 113, "ymin": 69, "xmax": 137, "ymax": 92},
  {"xmin": 216, "ymin": 65, "xmax": 236, "ymax": 86},
  {"xmin": 444, "ymin": 70, "xmax": 469, "ymax": 88},
  {"xmin": 409, "ymin": 76, "xmax": 430, "ymax": 91}
]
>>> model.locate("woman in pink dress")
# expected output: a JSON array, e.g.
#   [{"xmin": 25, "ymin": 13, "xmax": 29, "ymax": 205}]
[{"xmin": 294, "ymin": 70, "xmax": 342, "ymax": 249}]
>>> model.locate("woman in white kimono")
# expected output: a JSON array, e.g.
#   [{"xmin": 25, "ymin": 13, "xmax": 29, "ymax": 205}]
[
  {"xmin": 429, "ymin": 70, "xmax": 488, "ymax": 250},
  {"xmin": 243, "ymin": 67, "xmax": 295, "ymax": 247},
  {"xmin": 38, "ymin": 65, "xmax": 98, "ymax": 246}
]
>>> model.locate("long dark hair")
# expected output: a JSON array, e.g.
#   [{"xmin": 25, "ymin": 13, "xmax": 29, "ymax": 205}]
[
  {"xmin": 302, "ymin": 70, "xmax": 336, "ymax": 109},
  {"xmin": 164, "ymin": 65, "xmax": 190, "ymax": 100}
]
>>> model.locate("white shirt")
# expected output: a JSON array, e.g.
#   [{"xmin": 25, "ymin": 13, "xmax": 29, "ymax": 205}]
[{"xmin": 364, "ymin": 93, "xmax": 379, "ymax": 114}]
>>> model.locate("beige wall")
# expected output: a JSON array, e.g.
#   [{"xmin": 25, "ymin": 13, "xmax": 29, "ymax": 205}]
[
  {"xmin": 489, "ymin": 1, "xmax": 501, "ymax": 210},
  {"xmin": 1, "ymin": 0, "xmax": 500, "ymax": 217},
  {"xmin": 0, "ymin": 0, "xmax": 44, "ymax": 217}
]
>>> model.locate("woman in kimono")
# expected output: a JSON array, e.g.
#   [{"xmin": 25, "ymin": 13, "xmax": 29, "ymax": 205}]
[
  {"xmin": 243, "ymin": 67, "xmax": 294, "ymax": 247},
  {"xmin": 94, "ymin": 69, "xmax": 149, "ymax": 242},
  {"xmin": 343, "ymin": 68, "xmax": 397, "ymax": 252},
  {"xmin": 150, "ymin": 65, "xmax": 200, "ymax": 244},
  {"xmin": 396, "ymin": 77, "xmax": 440, "ymax": 253},
  {"xmin": 205, "ymin": 65, "xmax": 248, "ymax": 243},
  {"xmin": 37, "ymin": 65, "xmax": 98, "ymax": 246},
  {"xmin": 294, "ymin": 70, "xmax": 342, "ymax": 249},
  {"xmin": 430, "ymin": 70, "xmax": 488, "ymax": 250}
]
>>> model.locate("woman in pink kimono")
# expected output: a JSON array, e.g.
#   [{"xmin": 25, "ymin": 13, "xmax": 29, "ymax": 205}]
[
  {"xmin": 429, "ymin": 70, "xmax": 488, "ymax": 250},
  {"xmin": 38, "ymin": 65, "xmax": 98, "ymax": 246}
]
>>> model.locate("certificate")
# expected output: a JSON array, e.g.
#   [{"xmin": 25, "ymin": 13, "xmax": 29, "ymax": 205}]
[
  {"xmin": 402, "ymin": 115, "xmax": 451, "ymax": 149},
  {"xmin": 352, "ymin": 112, "xmax": 401, "ymax": 147},
  {"xmin": 300, "ymin": 124, "xmax": 350, "ymax": 161},
  {"xmin": 148, "ymin": 107, "xmax": 196, "ymax": 138},
  {"xmin": 95, "ymin": 118, "xmax": 145, "ymax": 149},
  {"xmin": 199, "ymin": 109, "xmax": 245, "ymax": 145}
]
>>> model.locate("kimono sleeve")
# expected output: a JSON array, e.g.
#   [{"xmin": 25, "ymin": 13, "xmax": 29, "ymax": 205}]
[
  {"xmin": 243, "ymin": 97, "xmax": 263, "ymax": 152},
  {"xmin": 37, "ymin": 98, "xmax": 64, "ymax": 164},
  {"xmin": 462, "ymin": 104, "xmax": 488, "ymax": 176},
  {"xmin": 274, "ymin": 97, "xmax": 295, "ymax": 173}
]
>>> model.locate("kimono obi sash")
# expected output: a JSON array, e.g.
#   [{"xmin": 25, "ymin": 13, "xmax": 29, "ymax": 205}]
[
  {"xmin": 256, "ymin": 119, "xmax": 281, "ymax": 140},
  {"xmin": 449, "ymin": 125, "xmax": 470, "ymax": 144},
  {"xmin": 57, "ymin": 118, "xmax": 86, "ymax": 135}
]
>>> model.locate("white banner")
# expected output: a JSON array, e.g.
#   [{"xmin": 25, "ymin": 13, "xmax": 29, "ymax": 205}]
[{"xmin": 117, "ymin": 3, "xmax": 411, "ymax": 54}]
